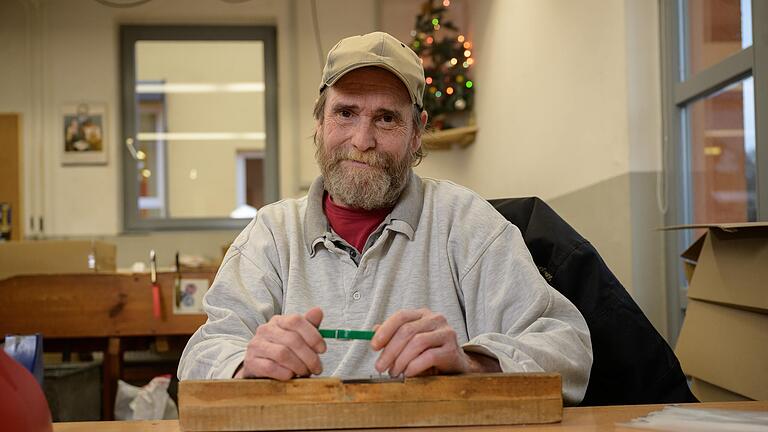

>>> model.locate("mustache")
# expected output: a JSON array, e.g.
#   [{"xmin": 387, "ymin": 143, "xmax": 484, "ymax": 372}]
[{"xmin": 328, "ymin": 148, "xmax": 391, "ymax": 169}]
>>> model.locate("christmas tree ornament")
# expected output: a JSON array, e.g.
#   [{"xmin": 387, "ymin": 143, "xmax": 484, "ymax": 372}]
[{"xmin": 410, "ymin": 0, "xmax": 475, "ymax": 127}]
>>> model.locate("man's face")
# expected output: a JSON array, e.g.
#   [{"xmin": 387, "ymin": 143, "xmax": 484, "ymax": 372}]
[{"xmin": 315, "ymin": 67, "xmax": 420, "ymax": 210}]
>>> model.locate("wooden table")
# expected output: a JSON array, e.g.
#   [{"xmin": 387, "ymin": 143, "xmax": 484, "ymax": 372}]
[
  {"xmin": 52, "ymin": 401, "xmax": 768, "ymax": 431},
  {"xmin": 0, "ymin": 272, "xmax": 211, "ymax": 420}
]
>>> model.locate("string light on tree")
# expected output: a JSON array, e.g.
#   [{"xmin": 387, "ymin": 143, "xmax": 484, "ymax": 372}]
[{"xmin": 410, "ymin": 0, "xmax": 475, "ymax": 128}]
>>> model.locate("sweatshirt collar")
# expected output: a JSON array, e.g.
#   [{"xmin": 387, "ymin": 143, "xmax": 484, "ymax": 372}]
[{"xmin": 304, "ymin": 171, "xmax": 423, "ymax": 255}]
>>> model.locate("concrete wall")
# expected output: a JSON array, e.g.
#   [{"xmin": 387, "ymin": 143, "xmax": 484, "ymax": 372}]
[{"xmin": 0, "ymin": 0, "xmax": 668, "ymax": 336}]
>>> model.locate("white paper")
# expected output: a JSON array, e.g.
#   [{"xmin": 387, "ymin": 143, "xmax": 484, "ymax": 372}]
[{"xmin": 620, "ymin": 406, "xmax": 768, "ymax": 432}]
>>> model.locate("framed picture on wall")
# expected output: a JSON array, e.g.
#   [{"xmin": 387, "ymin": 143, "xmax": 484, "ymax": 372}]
[{"xmin": 61, "ymin": 102, "xmax": 108, "ymax": 165}]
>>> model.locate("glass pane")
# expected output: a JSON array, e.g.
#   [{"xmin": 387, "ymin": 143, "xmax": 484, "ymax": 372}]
[
  {"xmin": 134, "ymin": 41, "xmax": 266, "ymax": 220},
  {"xmin": 685, "ymin": 0, "xmax": 752, "ymax": 77},
  {"xmin": 686, "ymin": 76, "xmax": 756, "ymax": 224}
]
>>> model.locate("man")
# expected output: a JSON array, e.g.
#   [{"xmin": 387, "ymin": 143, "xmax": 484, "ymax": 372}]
[{"xmin": 178, "ymin": 31, "xmax": 592, "ymax": 404}]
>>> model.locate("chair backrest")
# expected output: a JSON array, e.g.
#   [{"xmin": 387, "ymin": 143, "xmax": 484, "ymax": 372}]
[{"xmin": 489, "ymin": 197, "xmax": 697, "ymax": 406}]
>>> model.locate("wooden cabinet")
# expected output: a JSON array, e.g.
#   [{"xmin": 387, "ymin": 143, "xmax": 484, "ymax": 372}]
[{"xmin": 0, "ymin": 113, "xmax": 22, "ymax": 240}]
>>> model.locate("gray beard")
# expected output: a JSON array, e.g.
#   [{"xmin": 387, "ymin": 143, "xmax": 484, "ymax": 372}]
[{"xmin": 315, "ymin": 135, "xmax": 413, "ymax": 210}]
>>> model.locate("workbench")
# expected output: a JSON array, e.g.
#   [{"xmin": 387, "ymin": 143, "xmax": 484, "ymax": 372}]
[
  {"xmin": 0, "ymin": 271, "xmax": 212, "ymax": 420},
  {"xmin": 51, "ymin": 401, "xmax": 768, "ymax": 431}
]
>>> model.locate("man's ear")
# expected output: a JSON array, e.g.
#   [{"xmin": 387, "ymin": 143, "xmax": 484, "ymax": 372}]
[
  {"xmin": 410, "ymin": 110, "xmax": 428, "ymax": 153},
  {"xmin": 314, "ymin": 121, "xmax": 323, "ymax": 145}
]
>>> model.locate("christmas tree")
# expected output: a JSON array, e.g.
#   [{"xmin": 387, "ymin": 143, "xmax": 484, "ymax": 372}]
[{"xmin": 410, "ymin": 0, "xmax": 474, "ymax": 130}]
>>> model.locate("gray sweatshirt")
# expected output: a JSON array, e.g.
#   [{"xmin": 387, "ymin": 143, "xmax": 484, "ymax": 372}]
[{"xmin": 178, "ymin": 172, "xmax": 593, "ymax": 404}]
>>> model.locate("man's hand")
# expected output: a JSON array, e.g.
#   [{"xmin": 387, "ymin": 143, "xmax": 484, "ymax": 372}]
[
  {"xmin": 371, "ymin": 308, "xmax": 501, "ymax": 377},
  {"xmin": 235, "ymin": 307, "xmax": 326, "ymax": 380}
]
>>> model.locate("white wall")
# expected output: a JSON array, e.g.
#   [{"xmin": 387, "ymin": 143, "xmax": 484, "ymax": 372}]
[{"xmin": 414, "ymin": 0, "xmax": 634, "ymax": 198}]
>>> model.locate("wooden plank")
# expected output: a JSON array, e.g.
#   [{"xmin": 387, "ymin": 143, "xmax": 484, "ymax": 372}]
[
  {"xmin": 102, "ymin": 337, "xmax": 123, "ymax": 420},
  {"xmin": 0, "ymin": 272, "xmax": 209, "ymax": 338},
  {"xmin": 179, "ymin": 373, "xmax": 562, "ymax": 431},
  {"xmin": 0, "ymin": 113, "xmax": 22, "ymax": 240}
]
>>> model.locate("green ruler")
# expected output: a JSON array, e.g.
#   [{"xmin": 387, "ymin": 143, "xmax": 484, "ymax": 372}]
[{"xmin": 319, "ymin": 329, "xmax": 375, "ymax": 340}]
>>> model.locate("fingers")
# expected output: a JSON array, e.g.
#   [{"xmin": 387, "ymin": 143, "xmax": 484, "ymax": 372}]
[
  {"xmin": 256, "ymin": 324, "xmax": 323, "ymax": 376},
  {"xmin": 371, "ymin": 309, "xmax": 425, "ymax": 351},
  {"xmin": 242, "ymin": 309, "xmax": 326, "ymax": 379},
  {"xmin": 241, "ymin": 353, "xmax": 297, "ymax": 381},
  {"xmin": 304, "ymin": 307, "xmax": 324, "ymax": 328},
  {"xmin": 276, "ymin": 311, "xmax": 326, "ymax": 354},
  {"xmin": 389, "ymin": 326, "xmax": 457, "ymax": 376},
  {"xmin": 373, "ymin": 309, "xmax": 457, "ymax": 376},
  {"xmin": 402, "ymin": 347, "xmax": 454, "ymax": 377}
]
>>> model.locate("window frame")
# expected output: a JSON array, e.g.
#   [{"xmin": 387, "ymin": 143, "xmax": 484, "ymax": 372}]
[
  {"xmin": 119, "ymin": 25, "xmax": 279, "ymax": 231},
  {"xmin": 659, "ymin": 0, "xmax": 768, "ymax": 343}
]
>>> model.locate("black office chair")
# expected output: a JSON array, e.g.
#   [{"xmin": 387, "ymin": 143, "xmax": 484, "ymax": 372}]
[{"xmin": 489, "ymin": 197, "xmax": 697, "ymax": 406}]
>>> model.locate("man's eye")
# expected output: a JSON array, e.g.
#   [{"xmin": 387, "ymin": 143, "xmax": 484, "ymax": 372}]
[
  {"xmin": 340, "ymin": 110, "xmax": 352, "ymax": 118},
  {"xmin": 381, "ymin": 115, "xmax": 394, "ymax": 123}
]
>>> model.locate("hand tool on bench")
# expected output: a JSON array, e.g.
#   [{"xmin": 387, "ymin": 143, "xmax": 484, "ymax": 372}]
[{"xmin": 149, "ymin": 250, "xmax": 161, "ymax": 319}]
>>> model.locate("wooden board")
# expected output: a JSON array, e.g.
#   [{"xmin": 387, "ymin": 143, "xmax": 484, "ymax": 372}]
[
  {"xmin": 0, "ymin": 272, "xmax": 209, "ymax": 338},
  {"xmin": 179, "ymin": 373, "xmax": 562, "ymax": 431},
  {"xmin": 0, "ymin": 113, "xmax": 22, "ymax": 240}
]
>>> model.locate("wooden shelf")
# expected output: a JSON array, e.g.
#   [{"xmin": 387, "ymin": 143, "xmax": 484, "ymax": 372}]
[{"xmin": 423, "ymin": 125, "xmax": 478, "ymax": 150}]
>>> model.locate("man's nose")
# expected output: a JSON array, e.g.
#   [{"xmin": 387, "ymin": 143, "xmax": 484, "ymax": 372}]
[{"xmin": 350, "ymin": 121, "xmax": 375, "ymax": 152}]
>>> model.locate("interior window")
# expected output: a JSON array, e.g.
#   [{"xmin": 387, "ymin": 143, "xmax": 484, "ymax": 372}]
[{"xmin": 120, "ymin": 26, "xmax": 278, "ymax": 231}]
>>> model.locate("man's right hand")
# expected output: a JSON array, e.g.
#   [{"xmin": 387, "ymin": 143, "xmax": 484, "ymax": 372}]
[{"xmin": 235, "ymin": 307, "xmax": 326, "ymax": 380}]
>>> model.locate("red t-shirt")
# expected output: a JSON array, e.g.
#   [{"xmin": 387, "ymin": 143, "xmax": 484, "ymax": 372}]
[{"xmin": 323, "ymin": 193, "xmax": 392, "ymax": 253}]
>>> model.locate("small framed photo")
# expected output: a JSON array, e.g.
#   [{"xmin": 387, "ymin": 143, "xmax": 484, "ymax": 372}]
[
  {"xmin": 173, "ymin": 278, "xmax": 210, "ymax": 315},
  {"xmin": 61, "ymin": 102, "xmax": 108, "ymax": 165}
]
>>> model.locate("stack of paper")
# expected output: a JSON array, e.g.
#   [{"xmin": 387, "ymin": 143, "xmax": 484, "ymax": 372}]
[{"xmin": 621, "ymin": 406, "xmax": 768, "ymax": 432}]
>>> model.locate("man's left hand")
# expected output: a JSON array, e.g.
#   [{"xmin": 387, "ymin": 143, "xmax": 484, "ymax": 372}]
[{"xmin": 370, "ymin": 308, "xmax": 501, "ymax": 377}]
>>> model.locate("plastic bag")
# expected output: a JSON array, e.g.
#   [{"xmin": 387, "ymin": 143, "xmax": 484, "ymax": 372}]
[{"xmin": 114, "ymin": 375, "xmax": 178, "ymax": 421}]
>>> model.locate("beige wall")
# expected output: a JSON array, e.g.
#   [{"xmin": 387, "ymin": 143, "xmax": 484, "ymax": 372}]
[
  {"xmin": 416, "ymin": 0, "xmax": 632, "ymax": 198},
  {"xmin": 0, "ymin": 0, "xmax": 668, "ymax": 335}
]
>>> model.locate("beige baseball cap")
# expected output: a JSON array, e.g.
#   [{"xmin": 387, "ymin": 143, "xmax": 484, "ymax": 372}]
[{"xmin": 319, "ymin": 31, "xmax": 425, "ymax": 108}]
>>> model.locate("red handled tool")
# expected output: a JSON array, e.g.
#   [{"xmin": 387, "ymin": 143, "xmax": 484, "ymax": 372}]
[{"xmin": 150, "ymin": 250, "xmax": 162, "ymax": 319}]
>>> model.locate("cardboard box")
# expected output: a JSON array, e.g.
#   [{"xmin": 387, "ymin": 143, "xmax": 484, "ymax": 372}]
[
  {"xmin": 666, "ymin": 223, "xmax": 768, "ymax": 400},
  {"xmin": 674, "ymin": 299, "xmax": 768, "ymax": 400},
  {"xmin": 689, "ymin": 377, "xmax": 751, "ymax": 402},
  {"xmin": 666, "ymin": 222, "xmax": 768, "ymax": 312},
  {"xmin": 0, "ymin": 240, "xmax": 116, "ymax": 280}
]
